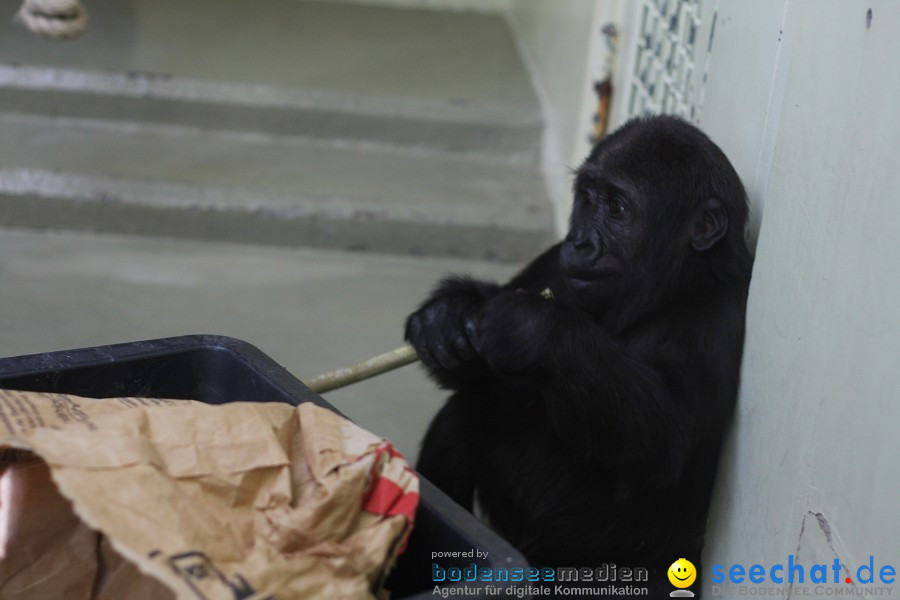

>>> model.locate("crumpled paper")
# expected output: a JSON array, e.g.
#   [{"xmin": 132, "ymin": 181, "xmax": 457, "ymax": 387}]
[{"xmin": 0, "ymin": 389, "xmax": 418, "ymax": 599}]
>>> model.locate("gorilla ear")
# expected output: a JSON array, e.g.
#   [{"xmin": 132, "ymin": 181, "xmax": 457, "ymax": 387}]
[{"xmin": 690, "ymin": 198, "xmax": 728, "ymax": 251}]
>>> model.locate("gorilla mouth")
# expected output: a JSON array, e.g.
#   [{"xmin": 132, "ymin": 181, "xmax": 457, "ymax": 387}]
[
  {"xmin": 566, "ymin": 276, "xmax": 597, "ymax": 287},
  {"xmin": 565, "ymin": 271, "xmax": 610, "ymax": 286}
]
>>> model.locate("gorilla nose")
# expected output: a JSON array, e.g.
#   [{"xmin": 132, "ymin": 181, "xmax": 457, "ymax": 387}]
[{"xmin": 563, "ymin": 237, "xmax": 602, "ymax": 266}]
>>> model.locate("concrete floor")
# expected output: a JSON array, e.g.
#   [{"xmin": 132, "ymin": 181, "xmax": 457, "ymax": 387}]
[{"xmin": 0, "ymin": 227, "xmax": 515, "ymax": 463}]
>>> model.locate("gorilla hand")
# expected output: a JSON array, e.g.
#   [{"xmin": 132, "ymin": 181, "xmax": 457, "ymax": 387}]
[
  {"xmin": 405, "ymin": 294, "xmax": 478, "ymax": 371},
  {"xmin": 473, "ymin": 291, "xmax": 554, "ymax": 375},
  {"xmin": 405, "ymin": 276, "xmax": 502, "ymax": 381}
]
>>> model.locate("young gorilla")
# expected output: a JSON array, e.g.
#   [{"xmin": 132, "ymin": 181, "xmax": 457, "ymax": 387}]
[{"xmin": 405, "ymin": 116, "xmax": 752, "ymax": 591}]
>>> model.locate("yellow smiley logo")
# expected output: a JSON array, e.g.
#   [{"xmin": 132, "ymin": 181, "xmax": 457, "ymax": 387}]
[{"xmin": 668, "ymin": 558, "xmax": 697, "ymax": 588}]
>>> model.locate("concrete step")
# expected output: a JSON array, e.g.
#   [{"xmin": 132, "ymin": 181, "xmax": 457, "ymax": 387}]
[
  {"xmin": 0, "ymin": 0, "xmax": 554, "ymax": 259},
  {"xmin": 0, "ymin": 0, "xmax": 542, "ymax": 160},
  {"xmin": 0, "ymin": 65, "xmax": 541, "ymax": 163},
  {"xmin": 0, "ymin": 114, "xmax": 554, "ymax": 261}
]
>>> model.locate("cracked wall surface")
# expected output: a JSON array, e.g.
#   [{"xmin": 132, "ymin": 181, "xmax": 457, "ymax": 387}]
[{"xmin": 699, "ymin": 2, "xmax": 900, "ymax": 596}]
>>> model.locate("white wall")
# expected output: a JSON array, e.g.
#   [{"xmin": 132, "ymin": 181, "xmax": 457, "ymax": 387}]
[
  {"xmin": 690, "ymin": 0, "xmax": 792, "ymax": 251},
  {"xmin": 700, "ymin": 1, "xmax": 900, "ymax": 594},
  {"xmin": 508, "ymin": 0, "xmax": 620, "ymax": 235}
]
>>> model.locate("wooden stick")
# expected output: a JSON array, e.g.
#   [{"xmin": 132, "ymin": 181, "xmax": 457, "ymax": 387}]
[
  {"xmin": 303, "ymin": 344, "xmax": 419, "ymax": 394},
  {"xmin": 304, "ymin": 288, "xmax": 556, "ymax": 394}
]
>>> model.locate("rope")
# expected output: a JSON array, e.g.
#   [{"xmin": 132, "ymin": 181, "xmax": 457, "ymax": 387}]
[{"xmin": 15, "ymin": 0, "xmax": 88, "ymax": 39}]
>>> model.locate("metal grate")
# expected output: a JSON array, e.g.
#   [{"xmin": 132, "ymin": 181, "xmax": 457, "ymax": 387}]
[{"xmin": 627, "ymin": 0, "xmax": 707, "ymax": 121}]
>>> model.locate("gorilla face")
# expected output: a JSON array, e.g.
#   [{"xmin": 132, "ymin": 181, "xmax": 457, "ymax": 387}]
[
  {"xmin": 560, "ymin": 117, "xmax": 735, "ymax": 315},
  {"xmin": 560, "ymin": 170, "xmax": 644, "ymax": 307}
]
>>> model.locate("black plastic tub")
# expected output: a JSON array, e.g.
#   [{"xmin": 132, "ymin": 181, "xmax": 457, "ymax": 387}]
[{"xmin": 0, "ymin": 335, "xmax": 530, "ymax": 599}]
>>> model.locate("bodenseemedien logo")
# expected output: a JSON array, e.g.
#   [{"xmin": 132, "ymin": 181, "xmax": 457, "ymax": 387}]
[
  {"xmin": 430, "ymin": 561, "xmax": 651, "ymax": 597},
  {"xmin": 710, "ymin": 556, "xmax": 896, "ymax": 596}
]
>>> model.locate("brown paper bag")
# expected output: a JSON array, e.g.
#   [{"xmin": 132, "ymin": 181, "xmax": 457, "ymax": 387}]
[{"xmin": 0, "ymin": 389, "xmax": 418, "ymax": 599}]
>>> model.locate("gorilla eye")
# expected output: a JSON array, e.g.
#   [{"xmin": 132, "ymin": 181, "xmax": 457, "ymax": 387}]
[{"xmin": 606, "ymin": 199, "xmax": 625, "ymax": 217}]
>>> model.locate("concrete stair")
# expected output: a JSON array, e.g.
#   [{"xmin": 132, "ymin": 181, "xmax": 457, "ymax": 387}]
[{"xmin": 0, "ymin": 0, "xmax": 554, "ymax": 261}]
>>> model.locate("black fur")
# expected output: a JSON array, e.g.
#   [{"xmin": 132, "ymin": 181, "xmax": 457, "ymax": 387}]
[{"xmin": 405, "ymin": 116, "xmax": 753, "ymax": 597}]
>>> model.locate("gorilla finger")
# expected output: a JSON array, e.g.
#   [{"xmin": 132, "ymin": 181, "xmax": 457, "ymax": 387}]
[
  {"xmin": 464, "ymin": 317, "xmax": 484, "ymax": 355},
  {"xmin": 453, "ymin": 335, "xmax": 475, "ymax": 360},
  {"xmin": 433, "ymin": 344, "xmax": 460, "ymax": 370},
  {"xmin": 404, "ymin": 314, "xmax": 423, "ymax": 341},
  {"xmin": 404, "ymin": 326, "xmax": 429, "ymax": 357},
  {"xmin": 417, "ymin": 347, "xmax": 441, "ymax": 370}
]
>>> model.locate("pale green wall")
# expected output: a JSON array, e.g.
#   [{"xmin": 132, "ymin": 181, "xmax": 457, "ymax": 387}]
[{"xmin": 699, "ymin": 1, "xmax": 900, "ymax": 593}]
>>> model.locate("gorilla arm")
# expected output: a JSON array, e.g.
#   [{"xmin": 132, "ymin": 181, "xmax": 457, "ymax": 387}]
[
  {"xmin": 404, "ymin": 244, "xmax": 565, "ymax": 390},
  {"xmin": 472, "ymin": 291, "xmax": 699, "ymax": 481}
]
